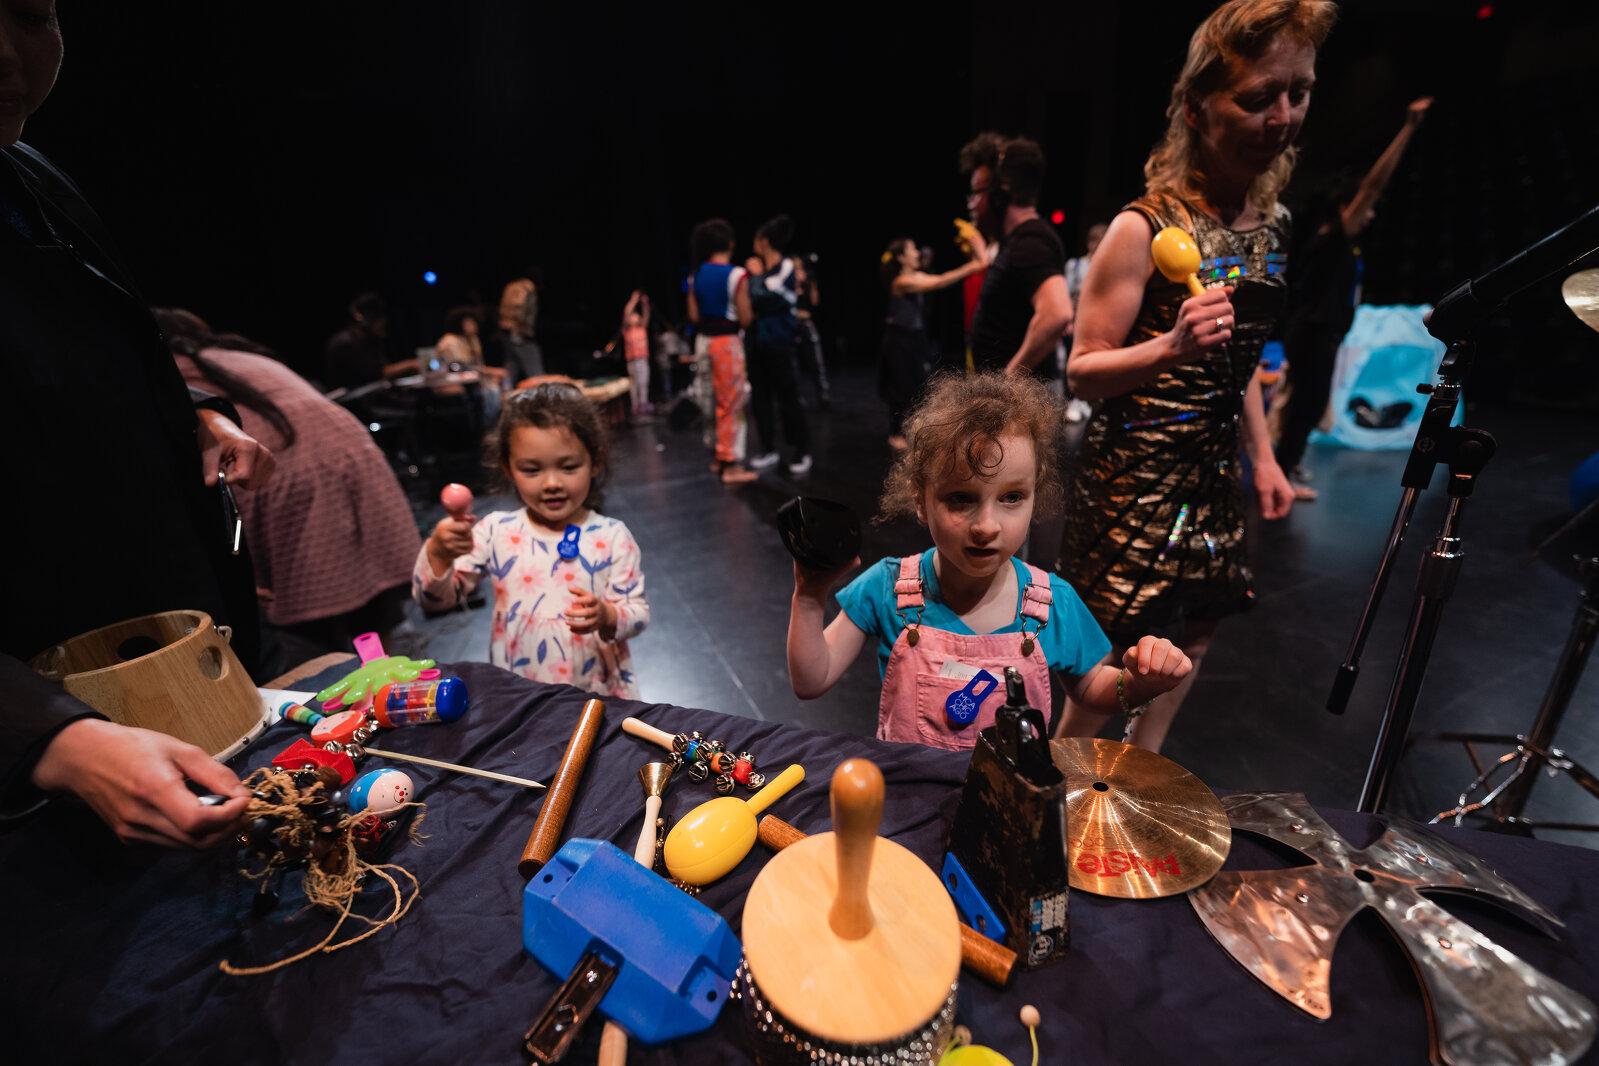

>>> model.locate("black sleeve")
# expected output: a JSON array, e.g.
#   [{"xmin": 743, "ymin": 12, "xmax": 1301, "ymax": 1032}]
[
  {"xmin": 1008, "ymin": 229, "xmax": 1066, "ymax": 304},
  {"xmin": 0, "ymin": 654, "xmax": 105, "ymax": 813}
]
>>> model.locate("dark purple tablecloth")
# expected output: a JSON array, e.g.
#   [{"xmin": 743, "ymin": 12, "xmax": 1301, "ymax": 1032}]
[{"xmin": 3, "ymin": 660, "xmax": 1596, "ymax": 1065}]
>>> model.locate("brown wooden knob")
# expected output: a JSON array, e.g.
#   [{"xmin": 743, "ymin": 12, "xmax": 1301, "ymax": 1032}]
[{"xmin": 827, "ymin": 758, "xmax": 884, "ymax": 940}]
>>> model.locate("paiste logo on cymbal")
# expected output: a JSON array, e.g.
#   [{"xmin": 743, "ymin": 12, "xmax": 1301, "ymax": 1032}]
[{"xmin": 1073, "ymin": 849, "xmax": 1182, "ymax": 879}]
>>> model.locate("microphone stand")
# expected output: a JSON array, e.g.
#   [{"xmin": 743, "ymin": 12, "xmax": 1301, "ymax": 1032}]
[
  {"xmin": 1327, "ymin": 338, "xmax": 1496, "ymax": 814},
  {"xmin": 1327, "ymin": 202, "xmax": 1599, "ymax": 815}
]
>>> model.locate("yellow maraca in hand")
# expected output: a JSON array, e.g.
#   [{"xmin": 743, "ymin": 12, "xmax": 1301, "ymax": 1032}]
[
  {"xmin": 954, "ymin": 217, "xmax": 981, "ymax": 255},
  {"xmin": 1151, "ymin": 226, "xmax": 1206, "ymax": 298}
]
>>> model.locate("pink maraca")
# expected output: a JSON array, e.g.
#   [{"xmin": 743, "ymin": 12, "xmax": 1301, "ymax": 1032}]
[{"xmin": 441, "ymin": 483, "xmax": 474, "ymax": 519}]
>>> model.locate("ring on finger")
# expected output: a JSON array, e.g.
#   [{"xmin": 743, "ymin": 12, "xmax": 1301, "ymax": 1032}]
[{"xmin": 1215, "ymin": 316, "xmax": 1228, "ymax": 331}]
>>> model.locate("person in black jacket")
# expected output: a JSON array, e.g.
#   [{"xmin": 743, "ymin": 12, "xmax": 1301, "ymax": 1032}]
[{"xmin": 0, "ymin": 5, "xmax": 271, "ymax": 846}]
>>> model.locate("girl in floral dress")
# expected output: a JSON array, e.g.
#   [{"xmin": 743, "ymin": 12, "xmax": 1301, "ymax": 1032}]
[{"xmin": 414, "ymin": 383, "xmax": 649, "ymax": 697}]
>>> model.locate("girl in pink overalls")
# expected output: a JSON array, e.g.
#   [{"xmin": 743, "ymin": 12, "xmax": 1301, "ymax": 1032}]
[{"xmin": 787, "ymin": 372, "xmax": 1193, "ymax": 749}]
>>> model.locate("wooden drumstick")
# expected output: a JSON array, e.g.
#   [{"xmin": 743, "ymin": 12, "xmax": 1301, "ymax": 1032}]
[
  {"xmin": 362, "ymin": 746, "xmax": 545, "ymax": 789},
  {"xmin": 621, "ymin": 715, "xmax": 675, "ymax": 752},
  {"xmin": 519, "ymin": 698, "xmax": 606, "ymax": 879},
  {"xmin": 757, "ymin": 814, "xmax": 1018, "ymax": 987}
]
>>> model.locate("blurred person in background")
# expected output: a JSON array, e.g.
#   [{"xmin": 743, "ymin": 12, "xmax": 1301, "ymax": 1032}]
[
  {"xmin": 157, "ymin": 309, "xmax": 421, "ymax": 673},
  {"xmin": 877, "ymin": 232, "xmax": 989, "ymax": 451}
]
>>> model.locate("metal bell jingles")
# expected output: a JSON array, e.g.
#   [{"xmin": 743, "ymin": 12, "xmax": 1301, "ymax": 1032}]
[
  {"xmin": 322, "ymin": 715, "xmax": 380, "ymax": 762},
  {"xmin": 670, "ymin": 730, "xmax": 766, "ymax": 793}
]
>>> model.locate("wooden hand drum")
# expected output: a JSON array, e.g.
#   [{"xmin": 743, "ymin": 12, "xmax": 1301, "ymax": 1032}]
[
  {"xmin": 738, "ymin": 759, "xmax": 962, "ymax": 1063},
  {"xmin": 29, "ymin": 610, "xmax": 266, "ymax": 760}
]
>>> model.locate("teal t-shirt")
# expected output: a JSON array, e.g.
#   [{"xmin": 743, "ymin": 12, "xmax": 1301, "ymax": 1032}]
[{"xmin": 835, "ymin": 549, "xmax": 1112, "ymax": 681}]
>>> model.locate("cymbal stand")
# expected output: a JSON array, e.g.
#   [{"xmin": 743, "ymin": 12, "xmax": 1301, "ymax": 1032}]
[{"xmin": 1431, "ymin": 557, "xmax": 1599, "ymax": 832}]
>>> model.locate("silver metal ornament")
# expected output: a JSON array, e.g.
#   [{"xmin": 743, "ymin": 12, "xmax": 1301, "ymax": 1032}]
[{"xmin": 1189, "ymin": 791, "xmax": 1596, "ymax": 1066}]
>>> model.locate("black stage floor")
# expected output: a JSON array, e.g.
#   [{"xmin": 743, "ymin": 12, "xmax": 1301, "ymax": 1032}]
[{"xmin": 398, "ymin": 368, "xmax": 1599, "ymax": 846}]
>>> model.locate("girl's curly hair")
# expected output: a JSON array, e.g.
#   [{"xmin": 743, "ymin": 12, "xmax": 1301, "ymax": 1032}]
[{"xmin": 879, "ymin": 371, "xmax": 1064, "ymax": 522}]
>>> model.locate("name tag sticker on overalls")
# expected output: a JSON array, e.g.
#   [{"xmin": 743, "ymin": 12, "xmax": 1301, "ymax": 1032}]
[
  {"xmin": 938, "ymin": 659, "xmax": 981, "ymax": 681},
  {"xmin": 945, "ymin": 668, "xmax": 999, "ymax": 728}
]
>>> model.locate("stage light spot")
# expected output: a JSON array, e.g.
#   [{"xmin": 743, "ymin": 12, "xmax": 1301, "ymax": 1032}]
[
  {"xmin": 423, "ymin": 270, "xmax": 438, "ymax": 285},
  {"xmin": 1050, "ymin": 210, "xmax": 1066, "ymax": 225}
]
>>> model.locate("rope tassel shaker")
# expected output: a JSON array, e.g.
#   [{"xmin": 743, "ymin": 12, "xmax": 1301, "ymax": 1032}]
[{"xmin": 219, "ymin": 765, "xmax": 427, "ymax": 976}]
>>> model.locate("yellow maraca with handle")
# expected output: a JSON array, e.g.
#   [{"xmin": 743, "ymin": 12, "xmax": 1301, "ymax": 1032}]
[
  {"xmin": 1151, "ymin": 226, "xmax": 1207, "ymax": 297},
  {"xmin": 665, "ymin": 763, "xmax": 805, "ymax": 885},
  {"xmin": 954, "ymin": 217, "xmax": 982, "ymax": 255}
]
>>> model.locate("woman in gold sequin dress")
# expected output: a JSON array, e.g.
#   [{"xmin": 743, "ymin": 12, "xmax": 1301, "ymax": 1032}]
[{"xmin": 1055, "ymin": 0, "xmax": 1336, "ymax": 751}]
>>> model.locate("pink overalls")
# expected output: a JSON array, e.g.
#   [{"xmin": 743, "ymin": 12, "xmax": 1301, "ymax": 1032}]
[{"xmin": 878, "ymin": 555, "xmax": 1054, "ymax": 750}]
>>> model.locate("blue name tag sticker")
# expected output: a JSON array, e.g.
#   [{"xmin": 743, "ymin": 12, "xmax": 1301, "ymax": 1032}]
[
  {"xmin": 558, "ymin": 524, "xmax": 581, "ymax": 560},
  {"xmin": 945, "ymin": 668, "xmax": 998, "ymax": 728}
]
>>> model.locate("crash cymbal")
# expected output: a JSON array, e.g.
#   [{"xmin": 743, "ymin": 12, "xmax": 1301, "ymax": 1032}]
[
  {"xmin": 1050, "ymin": 737, "xmax": 1231, "ymax": 899},
  {"xmin": 1563, "ymin": 268, "xmax": 1599, "ymax": 334}
]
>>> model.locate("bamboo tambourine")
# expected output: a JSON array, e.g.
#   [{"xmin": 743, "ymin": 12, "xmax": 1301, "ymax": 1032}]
[
  {"xmin": 30, "ymin": 610, "xmax": 267, "ymax": 760},
  {"xmin": 738, "ymin": 758, "xmax": 962, "ymax": 1063}
]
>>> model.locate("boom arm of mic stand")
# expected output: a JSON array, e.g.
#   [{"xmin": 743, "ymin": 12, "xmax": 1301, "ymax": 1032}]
[{"xmin": 1327, "ymin": 346, "xmax": 1470, "ymax": 715}]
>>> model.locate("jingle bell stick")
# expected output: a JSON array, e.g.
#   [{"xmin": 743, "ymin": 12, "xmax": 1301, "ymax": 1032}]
[
  {"xmin": 757, "ymin": 814, "xmax": 1017, "ymax": 988},
  {"xmin": 621, "ymin": 716, "xmax": 673, "ymax": 751},
  {"xmin": 519, "ymin": 698, "xmax": 606, "ymax": 878}
]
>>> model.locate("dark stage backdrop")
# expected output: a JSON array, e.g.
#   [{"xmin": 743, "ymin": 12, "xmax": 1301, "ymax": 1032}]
[{"xmin": 23, "ymin": 1, "xmax": 1599, "ymax": 406}]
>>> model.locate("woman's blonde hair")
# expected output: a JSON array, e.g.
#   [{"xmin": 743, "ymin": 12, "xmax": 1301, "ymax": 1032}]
[{"xmin": 1144, "ymin": 0, "xmax": 1337, "ymax": 215}]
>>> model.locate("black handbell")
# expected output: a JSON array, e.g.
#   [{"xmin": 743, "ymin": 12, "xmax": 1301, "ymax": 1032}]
[{"xmin": 776, "ymin": 497, "xmax": 862, "ymax": 572}]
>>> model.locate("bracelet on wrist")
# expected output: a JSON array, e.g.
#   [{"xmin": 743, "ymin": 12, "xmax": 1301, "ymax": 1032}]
[{"xmin": 1117, "ymin": 668, "xmax": 1151, "ymax": 732}]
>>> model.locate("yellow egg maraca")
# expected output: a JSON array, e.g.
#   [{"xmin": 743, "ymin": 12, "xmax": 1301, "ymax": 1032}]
[
  {"xmin": 664, "ymin": 763, "xmax": 805, "ymax": 885},
  {"xmin": 1151, "ymin": 226, "xmax": 1206, "ymax": 298}
]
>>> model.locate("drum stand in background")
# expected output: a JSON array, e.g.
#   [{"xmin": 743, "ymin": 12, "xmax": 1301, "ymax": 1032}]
[{"xmin": 1430, "ymin": 557, "xmax": 1599, "ymax": 833}]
